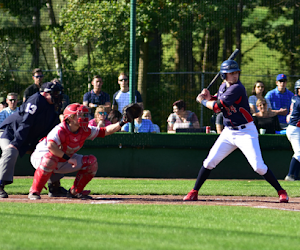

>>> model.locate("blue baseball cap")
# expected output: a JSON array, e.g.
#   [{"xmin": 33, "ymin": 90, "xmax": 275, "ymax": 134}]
[{"xmin": 276, "ymin": 74, "xmax": 287, "ymax": 81}]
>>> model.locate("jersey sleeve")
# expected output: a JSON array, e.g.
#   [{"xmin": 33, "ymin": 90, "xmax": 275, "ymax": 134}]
[
  {"xmin": 47, "ymin": 125, "xmax": 62, "ymax": 146},
  {"xmin": 87, "ymin": 126, "xmax": 106, "ymax": 140},
  {"xmin": 83, "ymin": 92, "xmax": 90, "ymax": 103},
  {"xmin": 219, "ymin": 84, "xmax": 243, "ymax": 107},
  {"xmin": 10, "ymin": 96, "xmax": 43, "ymax": 149},
  {"xmin": 104, "ymin": 92, "xmax": 110, "ymax": 102}
]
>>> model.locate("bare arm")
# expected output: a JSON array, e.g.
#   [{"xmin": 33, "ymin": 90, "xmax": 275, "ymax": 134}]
[
  {"xmin": 167, "ymin": 122, "xmax": 175, "ymax": 133},
  {"xmin": 105, "ymin": 122, "xmax": 122, "ymax": 136},
  {"xmin": 192, "ymin": 121, "xmax": 200, "ymax": 129}
]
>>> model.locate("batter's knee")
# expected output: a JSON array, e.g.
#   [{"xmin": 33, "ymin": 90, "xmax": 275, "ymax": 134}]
[
  {"xmin": 203, "ymin": 159, "xmax": 217, "ymax": 170},
  {"xmin": 81, "ymin": 155, "xmax": 98, "ymax": 174},
  {"xmin": 40, "ymin": 152, "xmax": 60, "ymax": 172},
  {"xmin": 253, "ymin": 164, "xmax": 268, "ymax": 176}
]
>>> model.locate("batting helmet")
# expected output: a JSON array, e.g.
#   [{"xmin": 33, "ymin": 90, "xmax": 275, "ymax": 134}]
[
  {"xmin": 295, "ymin": 79, "xmax": 300, "ymax": 95},
  {"xmin": 220, "ymin": 60, "xmax": 240, "ymax": 80},
  {"xmin": 63, "ymin": 103, "xmax": 89, "ymax": 131}
]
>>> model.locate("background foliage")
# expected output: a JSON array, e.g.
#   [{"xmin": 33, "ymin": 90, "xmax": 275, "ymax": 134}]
[{"xmin": 0, "ymin": 0, "xmax": 300, "ymax": 131}]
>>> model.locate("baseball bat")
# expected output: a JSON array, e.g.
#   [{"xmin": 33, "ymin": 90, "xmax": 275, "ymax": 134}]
[{"xmin": 206, "ymin": 48, "xmax": 240, "ymax": 90}]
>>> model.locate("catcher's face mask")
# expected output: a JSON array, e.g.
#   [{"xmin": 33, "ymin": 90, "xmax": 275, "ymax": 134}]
[
  {"xmin": 64, "ymin": 103, "xmax": 89, "ymax": 131},
  {"xmin": 77, "ymin": 105, "xmax": 89, "ymax": 131}
]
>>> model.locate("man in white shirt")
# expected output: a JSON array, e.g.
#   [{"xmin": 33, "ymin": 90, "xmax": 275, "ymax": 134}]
[{"xmin": 112, "ymin": 73, "xmax": 143, "ymax": 113}]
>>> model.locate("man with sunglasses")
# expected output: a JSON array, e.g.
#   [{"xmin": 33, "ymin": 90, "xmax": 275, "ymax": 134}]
[
  {"xmin": 112, "ymin": 72, "xmax": 143, "ymax": 114},
  {"xmin": 23, "ymin": 68, "xmax": 44, "ymax": 103},
  {"xmin": 0, "ymin": 93, "xmax": 19, "ymax": 125},
  {"xmin": 265, "ymin": 74, "xmax": 294, "ymax": 129},
  {"xmin": 83, "ymin": 75, "xmax": 111, "ymax": 119}
]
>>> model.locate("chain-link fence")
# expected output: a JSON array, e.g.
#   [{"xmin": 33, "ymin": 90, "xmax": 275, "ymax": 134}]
[{"xmin": 1, "ymin": 0, "xmax": 300, "ymax": 132}]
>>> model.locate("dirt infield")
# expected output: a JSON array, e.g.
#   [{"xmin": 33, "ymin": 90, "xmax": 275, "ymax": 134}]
[{"xmin": 1, "ymin": 194, "xmax": 300, "ymax": 211}]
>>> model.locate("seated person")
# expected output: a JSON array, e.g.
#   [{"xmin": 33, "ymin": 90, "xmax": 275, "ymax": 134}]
[
  {"xmin": 142, "ymin": 110, "xmax": 160, "ymax": 133},
  {"xmin": 167, "ymin": 100, "xmax": 200, "ymax": 133},
  {"xmin": 253, "ymin": 98, "xmax": 281, "ymax": 134},
  {"xmin": 107, "ymin": 110, "xmax": 122, "ymax": 124},
  {"xmin": 248, "ymin": 81, "xmax": 272, "ymax": 114},
  {"xmin": 88, "ymin": 105, "xmax": 111, "ymax": 128},
  {"xmin": 121, "ymin": 108, "xmax": 155, "ymax": 133}
]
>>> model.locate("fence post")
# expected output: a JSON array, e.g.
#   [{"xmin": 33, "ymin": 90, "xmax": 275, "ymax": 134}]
[{"xmin": 129, "ymin": 0, "xmax": 137, "ymax": 133}]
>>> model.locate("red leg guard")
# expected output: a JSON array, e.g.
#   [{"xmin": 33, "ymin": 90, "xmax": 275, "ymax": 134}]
[
  {"xmin": 71, "ymin": 155, "xmax": 98, "ymax": 194},
  {"xmin": 29, "ymin": 152, "xmax": 60, "ymax": 195},
  {"xmin": 30, "ymin": 167, "xmax": 53, "ymax": 195}
]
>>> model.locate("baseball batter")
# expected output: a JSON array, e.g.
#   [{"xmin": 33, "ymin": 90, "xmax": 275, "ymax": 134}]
[
  {"xmin": 183, "ymin": 60, "xmax": 289, "ymax": 203},
  {"xmin": 28, "ymin": 103, "xmax": 141, "ymax": 200},
  {"xmin": 285, "ymin": 80, "xmax": 300, "ymax": 181}
]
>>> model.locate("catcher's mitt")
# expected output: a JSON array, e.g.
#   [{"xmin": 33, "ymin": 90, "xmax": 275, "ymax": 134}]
[{"xmin": 122, "ymin": 103, "xmax": 142, "ymax": 123}]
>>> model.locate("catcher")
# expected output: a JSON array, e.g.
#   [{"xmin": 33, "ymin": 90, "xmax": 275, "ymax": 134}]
[{"xmin": 28, "ymin": 102, "xmax": 142, "ymax": 200}]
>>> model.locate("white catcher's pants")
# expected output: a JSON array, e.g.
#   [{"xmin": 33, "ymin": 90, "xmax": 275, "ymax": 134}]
[{"xmin": 203, "ymin": 121, "xmax": 268, "ymax": 175}]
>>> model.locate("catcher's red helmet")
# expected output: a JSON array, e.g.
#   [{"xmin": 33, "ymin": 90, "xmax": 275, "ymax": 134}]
[{"xmin": 63, "ymin": 103, "xmax": 89, "ymax": 131}]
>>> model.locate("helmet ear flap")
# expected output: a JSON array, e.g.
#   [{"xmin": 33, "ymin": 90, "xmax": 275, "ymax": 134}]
[{"xmin": 220, "ymin": 73, "xmax": 226, "ymax": 80}]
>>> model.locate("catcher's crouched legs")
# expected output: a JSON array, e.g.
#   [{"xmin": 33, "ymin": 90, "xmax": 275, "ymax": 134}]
[
  {"xmin": 68, "ymin": 155, "xmax": 98, "ymax": 199},
  {"xmin": 28, "ymin": 152, "xmax": 60, "ymax": 200}
]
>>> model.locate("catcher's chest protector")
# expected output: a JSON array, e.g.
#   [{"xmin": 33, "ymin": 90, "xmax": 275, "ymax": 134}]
[{"xmin": 58, "ymin": 123, "xmax": 91, "ymax": 156}]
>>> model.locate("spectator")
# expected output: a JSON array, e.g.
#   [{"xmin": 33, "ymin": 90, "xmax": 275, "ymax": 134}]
[
  {"xmin": 252, "ymin": 98, "xmax": 281, "ymax": 134},
  {"xmin": 167, "ymin": 100, "xmax": 200, "ymax": 133},
  {"xmin": 215, "ymin": 112, "xmax": 224, "ymax": 134},
  {"xmin": 0, "ymin": 97, "xmax": 7, "ymax": 112},
  {"xmin": 121, "ymin": 108, "xmax": 155, "ymax": 133},
  {"xmin": 142, "ymin": 110, "xmax": 160, "ymax": 133},
  {"xmin": 83, "ymin": 75, "xmax": 111, "ymax": 119},
  {"xmin": 0, "ymin": 93, "xmax": 19, "ymax": 125},
  {"xmin": 248, "ymin": 81, "xmax": 272, "ymax": 114},
  {"xmin": 23, "ymin": 68, "xmax": 44, "ymax": 102},
  {"xmin": 108, "ymin": 110, "xmax": 122, "ymax": 124},
  {"xmin": 0, "ymin": 82, "xmax": 63, "ymax": 198},
  {"xmin": 88, "ymin": 105, "xmax": 111, "ymax": 128},
  {"xmin": 265, "ymin": 74, "xmax": 294, "ymax": 129},
  {"xmin": 284, "ymin": 79, "xmax": 300, "ymax": 181},
  {"xmin": 112, "ymin": 72, "xmax": 143, "ymax": 114}
]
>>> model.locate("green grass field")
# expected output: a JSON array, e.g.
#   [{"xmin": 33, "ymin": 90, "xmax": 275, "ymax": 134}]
[{"xmin": 1, "ymin": 178, "xmax": 300, "ymax": 250}]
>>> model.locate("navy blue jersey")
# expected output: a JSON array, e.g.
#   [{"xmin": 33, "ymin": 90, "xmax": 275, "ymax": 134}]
[
  {"xmin": 216, "ymin": 80, "xmax": 253, "ymax": 127},
  {"xmin": 0, "ymin": 92, "xmax": 59, "ymax": 157},
  {"xmin": 288, "ymin": 95, "xmax": 300, "ymax": 127}
]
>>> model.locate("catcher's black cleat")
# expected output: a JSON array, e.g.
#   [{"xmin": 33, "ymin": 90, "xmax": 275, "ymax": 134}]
[
  {"xmin": 48, "ymin": 181, "xmax": 68, "ymax": 197},
  {"xmin": 67, "ymin": 189, "xmax": 93, "ymax": 200}
]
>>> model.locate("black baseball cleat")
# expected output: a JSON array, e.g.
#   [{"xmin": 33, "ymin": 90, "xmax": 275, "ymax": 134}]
[
  {"xmin": 48, "ymin": 181, "xmax": 68, "ymax": 197},
  {"xmin": 67, "ymin": 189, "xmax": 92, "ymax": 200},
  {"xmin": 0, "ymin": 186, "xmax": 8, "ymax": 198}
]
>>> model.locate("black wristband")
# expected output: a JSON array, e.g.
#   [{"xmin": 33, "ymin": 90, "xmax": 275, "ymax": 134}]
[
  {"xmin": 62, "ymin": 154, "xmax": 70, "ymax": 160},
  {"xmin": 119, "ymin": 120, "xmax": 126, "ymax": 127}
]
